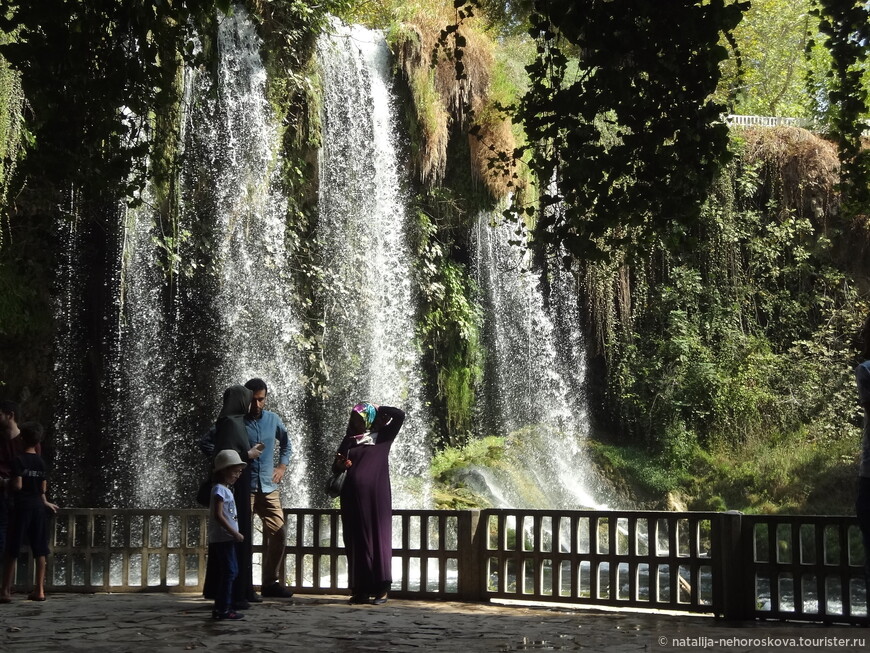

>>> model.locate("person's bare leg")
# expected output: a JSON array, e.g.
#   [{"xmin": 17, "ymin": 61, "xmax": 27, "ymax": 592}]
[
  {"xmin": 0, "ymin": 555, "xmax": 15, "ymax": 601},
  {"xmin": 28, "ymin": 556, "xmax": 46, "ymax": 600}
]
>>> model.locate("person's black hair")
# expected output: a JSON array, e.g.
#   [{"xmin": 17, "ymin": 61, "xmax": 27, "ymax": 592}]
[
  {"xmin": 0, "ymin": 400, "xmax": 18, "ymax": 420},
  {"xmin": 19, "ymin": 421, "xmax": 44, "ymax": 448},
  {"xmin": 244, "ymin": 378, "xmax": 268, "ymax": 394}
]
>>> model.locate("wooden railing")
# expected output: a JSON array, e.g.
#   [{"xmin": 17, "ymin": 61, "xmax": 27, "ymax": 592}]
[
  {"xmin": 40, "ymin": 510, "xmax": 207, "ymax": 593},
  {"xmin": 725, "ymin": 114, "xmax": 814, "ymax": 129},
  {"xmin": 741, "ymin": 514, "xmax": 868, "ymax": 623},
  {"xmin": 724, "ymin": 113, "xmax": 870, "ymax": 137},
  {"xmin": 476, "ymin": 510, "xmax": 717, "ymax": 612},
  {"xmin": 7, "ymin": 508, "xmax": 866, "ymax": 624}
]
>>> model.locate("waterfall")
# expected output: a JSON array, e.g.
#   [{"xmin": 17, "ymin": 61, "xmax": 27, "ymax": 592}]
[
  {"xmin": 52, "ymin": 194, "xmax": 94, "ymax": 505},
  {"xmin": 51, "ymin": 10, "xmax": 596, "ymax": 512},
  {"xmin": 80, "ymin": 8, "xmax": 309, "ymax": 508},
  {"xmin": 473, "ymin": 212, "xmax": 605, "ymax": 509},
  {"xmin": 53, "ymin": 12, "xmax": 428, "ymax": 509},
  {"xmin": 316, "ymin": 22, "xmax": 430, "ymax": 508},
  {"xmin": 180, "ymin": 10, "xmax": 310, "ymax": 508}
]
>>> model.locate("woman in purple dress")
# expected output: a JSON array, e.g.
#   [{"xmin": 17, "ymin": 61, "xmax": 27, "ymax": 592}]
[{"xmin": 333, "ymin": 402, "xmax": 405, "ymax": 605}]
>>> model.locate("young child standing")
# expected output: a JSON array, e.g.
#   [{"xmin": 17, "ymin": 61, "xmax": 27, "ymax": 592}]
[
  {"xmin": 0, "ymin": 422, "xmax": 58, "ymax": 602},
  {"xmin": 209, "ymin": 449, "xmax": 246, "ymax": 620}
]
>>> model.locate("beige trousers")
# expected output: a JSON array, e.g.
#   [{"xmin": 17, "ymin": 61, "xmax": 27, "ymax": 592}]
[{"xmin": 251, "ymin": 490, "xmax": 286, "ymax": 586}]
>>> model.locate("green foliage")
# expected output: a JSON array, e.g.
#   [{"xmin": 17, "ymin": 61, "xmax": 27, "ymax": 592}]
[
  {"xmin": 588, "ymin": 441, "xmax": 692, "ymax": 499},
  {"xmin": 251, "ymin": 0, "xmax": 348, "ymax": 140},
  {"xmin": 430, "ymin": 436, "xmax": 523, "ymax": 510},
  {"xmin": 334, "ymin": 0, "xmax": 402, "ymax": 28},
  {"xmin": 431, "ymin": 435, "xmax": 505, "ymax": 480},
  {"xmin": 0, "ymin": 259, "xmax": 51, "ymax": 340},
  {"xmin": 0, "ymin": 1, "xmax": 224, "ymax": 205},
  {"xmin": 501, "ymin": 0, "xmax": 746, "ymax": 262},
  {"xmin": 717, "ymin": 0, "xmax": 826, "ymax": 117},
  {"xmin": 0, "ymin": 50, "xmax": 23, "ymax": 240},
  {"xmin": 590, "ymin": 431, "xmax": 859, "ymax": 514},
  {"xmin": 812, "ymin": 0, "xmax": 870, "ymax": 216},
  {"xmin": 474, "ymin": 0, "xmax": 533, "ymax": 37},
  {"xmin": 430, "ymin": 435, "xmax": 504, "ymax": 509},
  {"xmin": 415, "ymin": 207, "xmax": 484, "ymax": 444},
  {"xmin": 591, "ymin": 131, "xmax": 866, "ymax": 470}
]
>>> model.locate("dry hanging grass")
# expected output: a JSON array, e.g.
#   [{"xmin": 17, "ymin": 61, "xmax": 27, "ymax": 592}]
[
  {"xmin": 468, "ymin": 115, "xmax": 517, "ymax": 199},
  {"xmin": 739, "ymin": 126, "xmax": 840, "ymax": 229},
  {"xmin": 391, "ymin": 19, "xmax": 450, "ymax": 186},
  {"xmin": 390, "ymin": 1, "xmax": 515, "ymax": 198}
]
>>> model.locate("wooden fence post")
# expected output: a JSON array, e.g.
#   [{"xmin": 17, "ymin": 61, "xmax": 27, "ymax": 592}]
[
  {"xmin": 716, "ymin": 510, "xmax": 751, "ymax": 620},
  {"xmin": 457, "ymin": 509, "xmax": 486, "ymax": 601}
]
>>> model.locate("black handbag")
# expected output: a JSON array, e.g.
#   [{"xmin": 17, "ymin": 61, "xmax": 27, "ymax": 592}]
[
  {"xmin": 196, "ymin": 478, "xmax": 214, "ymax": 508},
  {"xmin": 196, "ymin": 476, "xmax": 213, "ymax": 507},
  {"xmin": 325, "ymin": 469, "xmax": 346, "ymax": 498}
]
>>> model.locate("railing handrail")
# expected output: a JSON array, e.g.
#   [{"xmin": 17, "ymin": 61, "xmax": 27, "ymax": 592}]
[
  {"xmin": 725, "ymin": 114, "xmax": 814, "ymax": 128},
  {"xmin": 13, "ymin": 507, "xmax": 866, "ymax": 625},
  {"xmin": 724, "ymin": 113, "xmax": 870, "ymax": 137}
]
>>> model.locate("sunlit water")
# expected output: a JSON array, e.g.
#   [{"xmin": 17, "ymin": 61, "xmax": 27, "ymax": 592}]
[
  {"xmin": 473, "ymin": 211, "xmax": 604, "ymax": 508},
  {"xmin": 315, "ymin": 22, "xmax": 431, "ymax": 508}
]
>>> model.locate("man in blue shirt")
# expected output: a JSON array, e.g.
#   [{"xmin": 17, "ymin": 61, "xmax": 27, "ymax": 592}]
[
  {"xmin": 243, "ymin": 378, "xmax": 293, "ymax": 598},
  {"xmin": 201, "ymin": 378, "xmax": 293, "ymax": 599}
]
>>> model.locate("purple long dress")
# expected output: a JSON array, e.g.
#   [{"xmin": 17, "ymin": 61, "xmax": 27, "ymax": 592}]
[{"xmin": 338, "ymin": 406, "xmax": 405, "ymax": 597}]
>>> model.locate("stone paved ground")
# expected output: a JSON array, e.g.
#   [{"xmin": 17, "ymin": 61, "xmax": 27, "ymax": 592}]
[{"xmin": 0, "ymin": 593, "xmax": 866, "ymax": 652}]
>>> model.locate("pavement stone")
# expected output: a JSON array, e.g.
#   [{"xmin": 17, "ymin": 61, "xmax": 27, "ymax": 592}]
[{"xmin": 0, "ymin": 592, "xmax": 866, "ymax": 652}]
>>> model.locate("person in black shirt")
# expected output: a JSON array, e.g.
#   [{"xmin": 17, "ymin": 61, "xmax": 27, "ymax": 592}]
[{"xmin": 0, "ymin": 422, "xmax": 58, "ymax": 602}]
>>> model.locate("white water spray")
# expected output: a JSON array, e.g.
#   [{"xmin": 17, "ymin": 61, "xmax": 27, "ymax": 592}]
[
  {"xmin": 473, "ymin": 211, "xmax": 605, "ymax": 508},
  {"xmin": 110, "ymin": 9, "xmax": 309, "ymax": 507},
  {"xmin": 316, "ymin": 22, "xmax": 430, "ymax": 508}
]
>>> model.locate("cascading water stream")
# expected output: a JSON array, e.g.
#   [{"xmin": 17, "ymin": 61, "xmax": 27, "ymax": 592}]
[
  {"xmin": 53, "ymin": 11, "xmax": 596, "ymax": 514},
  {"xmin": 89, "ymin": 8, "xmax": 309, "ymax": 508},
  {"xmin": 52, "ymin": 193, "xmax": 93, "ymax": 505},
  {"xmin": 473, "ymin": 211, "xmax": 605, "ymax": 509},
  {"xmin": 316, "ymin": 23, "xmax": 430, "ymax": 508},
  {"xmin": 180, "ymin": 10, "xmax": 310, "ymax": 508}
]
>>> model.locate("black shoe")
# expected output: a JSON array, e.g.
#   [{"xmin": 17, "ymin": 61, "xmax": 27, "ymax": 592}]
[
  {"xmin": 233, "ymin": 599, "xmax": 251, "ymax": 610},
  {"xmin": 247, "ymin": 592, "xmax": 263, "ymax": 603},
  {"xmin": 348, "ymin": 595, "xmax": 369, "ymax": 605},
  {"xmin": 261, "ymin": 582, "xmax": 294, "ymax": 598},
  {"xmin": 212, "ymin": 609, "xmax": 244, "ymax": 620},
  {"xmin": 372, "ymin": 594, "xmax": 388, "ymax": 605}
]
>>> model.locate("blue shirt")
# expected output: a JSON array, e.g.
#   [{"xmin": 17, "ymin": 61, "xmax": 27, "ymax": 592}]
[
  {"xmin": 246, "ymin": 410, "xmax": 292, "ymax": 493},
  {"xmin": 201, "ymin": 409, "xmax": 291, "ymax": 494},
  {"xmin": 208, "ymin": 483, "xmax": 239, "ymax": 543}
]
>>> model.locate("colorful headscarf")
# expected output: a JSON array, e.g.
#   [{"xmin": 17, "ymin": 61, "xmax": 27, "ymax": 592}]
[{"xmin": 353, "ymin": 402, "xmax": 377, "ymax": 431}]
